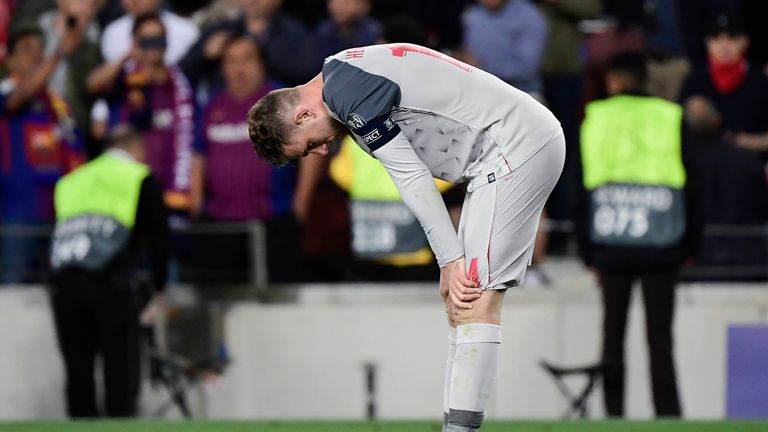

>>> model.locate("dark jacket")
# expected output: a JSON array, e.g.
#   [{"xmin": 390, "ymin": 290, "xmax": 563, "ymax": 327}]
[
  {"xmin": 313, "ymin": 17, "xmax": 382, "ymax": 62},
  {"xmin": 683, "ymin": 130, "xmax": 768, "ymax": 279},
  {"xmin": 179, "ymin": 12, "xmax": 317, "ymax": 90},
  {"xmin": 679, "ymin": 65, "xmax": 768, "ymax": 135}
]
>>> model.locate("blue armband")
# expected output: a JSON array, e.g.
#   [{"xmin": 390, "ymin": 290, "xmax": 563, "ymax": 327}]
[{"xmin": 355, "ymin": 113, "xmax": 401, "ymax": 152}]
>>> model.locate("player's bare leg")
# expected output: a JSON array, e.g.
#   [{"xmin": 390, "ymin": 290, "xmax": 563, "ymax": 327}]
[{"xmin": 443, "ymin": 289, "xmax": 506, "ymax": 432}]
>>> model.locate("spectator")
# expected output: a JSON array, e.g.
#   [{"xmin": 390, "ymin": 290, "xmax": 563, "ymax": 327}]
[
  {"xmin": 179, "ymin": 0, "xmax": 315, "ymax": 93},
  {"xmin": 461, "ymin": 0, "xmax": 548, "ymax": 95},
  {"xmin": 370, "ymin": 0, "xmax": 469, "ymax": 50},
  {"xmin": 679, "ymin": 13, "xmax": 768, "ymax": 152},
  {"xmin": 7, "ymin": 0, "xmax": 54, "ymax": 25},
  {"xmin": 378, "ymin": 15, "xmax": 428, "ymax": 47},
  {"xmin": 313, "ymin": 0, "xmax": 381, "ymax": 61},
  {"xmin": 190, "ymin": 0, "xmax": 241, "ymax": 29},
  {"xmin": 50, "ymin": 124, "xmax": 168, "ymax": 417},
  {"xmin": 675, "ymin": 0, "xmax": 740, "ymax": 66},
  {"xmin": 0, "ymin": 0, "xmax": 12, "ymax": 68},
  {"xmin": 100, "ymin": 0, "xmax": 199, "ymax": 65},
  {"xmin": 577, "ymin": 52, "xmax": 700, "ymax": 418},
  {"xmin": 597, "ymin": 0, "xmax": 690, "ymax": 100},
  {"xmin": 0, "ymin": 25, "xmax": 85, "ymax": 282},
  {"xmin": 95, "ymin": 0, "xmax": 125, "ymax": 29},
  {"xmin": 39, "ymin": 0, "xmax": 104, "ymax": 158},
  {"xmin": 88, "ymin": 13, "xmax": 200, "ymax": 219},
  {"xmin": 641, "ymin": 0, "xmax": 689, "ymax": 102},
  {"xmin": 580, "ymin": 0, "xmax": 645, "ymax": 103},
  {"xmin": 535, "ymin": 0, "xmax": 601, "ymax": 255},
  {"xmin": 682, "ymin": 96, "xmax": 768, "ymax": 279},
  {"xmin": 193, "ymin": 37, "xmax": 318, "ymax": 282}
]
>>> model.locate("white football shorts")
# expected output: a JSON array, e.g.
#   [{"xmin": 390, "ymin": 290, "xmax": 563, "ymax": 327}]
[{"xmin": 458, "ymin": 129, "xmax": 565, "ymax": 290}]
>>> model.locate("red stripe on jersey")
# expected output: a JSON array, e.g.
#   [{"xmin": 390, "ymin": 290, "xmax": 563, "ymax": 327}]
[{"xmin": 388, "ymin": 45, "xmax": 472, "ymax": 72}]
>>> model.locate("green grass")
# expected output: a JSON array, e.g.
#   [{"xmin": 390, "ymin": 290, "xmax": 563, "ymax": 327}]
[{"xmin": 2, "ymin": 421, "xmax": 768, "ymax": 432}]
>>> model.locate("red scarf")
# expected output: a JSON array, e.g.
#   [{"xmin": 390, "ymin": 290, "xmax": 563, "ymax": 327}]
[{"xmin": 708, "ymin": 56, "xmax": 747, "ymax": 94}]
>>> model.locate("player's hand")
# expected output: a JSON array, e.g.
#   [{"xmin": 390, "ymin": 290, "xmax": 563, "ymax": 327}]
[
  {"xmin": 441, "ymin": 257, "xmax": 481, "ymax": 309},
  {"xmin": 203, "ymin": 31, "xmax": 231, "ymax": 60},
  {"xmin": 439, "ymin": 272, "xmax": 450, "ymax": 300}
]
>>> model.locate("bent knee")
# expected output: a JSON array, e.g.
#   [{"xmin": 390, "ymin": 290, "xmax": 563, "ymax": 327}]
[
  {"xmin": 451, "ymin": 306, "xmax": 500, "ymax": 326},
  {"xmin": 444, "ymin": 299, "xmax": 458, "ymax": 327}
]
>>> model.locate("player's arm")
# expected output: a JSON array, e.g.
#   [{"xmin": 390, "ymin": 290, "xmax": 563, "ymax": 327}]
[
  {"xmin": 5, "ymin": 25, "xmax": 84, "ymax": 112},
  {"xmin": 373, "ymin": 134, "xmax": 462, "ymax": 266},
  {"xmin": 373, "ymin": 136, "xmax": 480, "ymax": 307}
]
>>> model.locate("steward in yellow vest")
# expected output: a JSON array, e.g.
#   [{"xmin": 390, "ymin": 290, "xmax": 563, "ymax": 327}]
[
  {"xmin": 578, "ymin": 60, "xmax": 700, "ymax": 269},
  {"xmin": 49, "ymin": 125, "xmax": 168, "ymax": 418},
  {"xmin": 576, "ymin": 52, "xmax": 701, "ymax": 419}
]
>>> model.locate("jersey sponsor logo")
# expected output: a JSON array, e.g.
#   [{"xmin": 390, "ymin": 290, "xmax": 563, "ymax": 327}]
[
  {"xmin": 207, "ymin": 122, "xmax": 250, "ymax": 144},
  {"xmin": 347, "ymin": 113, "xmax": 366, "ymax": 130},
  {"xmin": 363, "ymin": 128, "xmax": 382, "ymax": 144},
  {"xmin": 23, "ymin": 124, "xmax": 64, "ymax": 169}
]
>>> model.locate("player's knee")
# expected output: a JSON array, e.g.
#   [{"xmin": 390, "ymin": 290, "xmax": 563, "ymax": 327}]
[
  {"xmin": 452, "ymin": 290, "xmax": 505, "ymax": 326},
  {"xmin": 444, "ymin": 300, "xmax": 458, "ymax": 327},
  {"xmin": 451, "ymin": 306, "xmax": 498, "ymax": 327}
]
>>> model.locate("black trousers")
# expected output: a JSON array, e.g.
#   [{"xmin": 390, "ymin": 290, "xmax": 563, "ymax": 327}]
[
  {"xmin": 51, "ymin": 272, "xmax": 141, "ymax": 417},
  {"xmin": 598, "ymin": 267, "xmax": 681, "ymax": 418}
]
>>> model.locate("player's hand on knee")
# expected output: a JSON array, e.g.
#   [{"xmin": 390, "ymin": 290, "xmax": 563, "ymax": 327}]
[
  {"xmin": 439, "ymin": 274, "xmax": 450, "ymax": 300},
  {"xmin": 442, "ymin": 257, "xmax": 480, "ymax": 309}
]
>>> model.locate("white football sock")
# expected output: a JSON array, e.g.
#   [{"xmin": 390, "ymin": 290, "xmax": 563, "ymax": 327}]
[
  {"xmin": 446, "ymin": 323, "xmax": 501, "ymax": 431},
  {"xmin": 444, "ymin": 327, "xmax": 458, "ymax": 420}
]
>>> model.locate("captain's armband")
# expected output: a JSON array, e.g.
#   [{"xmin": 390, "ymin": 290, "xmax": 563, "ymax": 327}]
[{"xmin": 351, "ymin": 113, "xmax": 400, "ymax": 152}]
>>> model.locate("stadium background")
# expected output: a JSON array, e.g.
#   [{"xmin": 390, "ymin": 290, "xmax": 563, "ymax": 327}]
[{"xmin": 2, "ymin": 0, "xmax": 768, "ymax": 430}]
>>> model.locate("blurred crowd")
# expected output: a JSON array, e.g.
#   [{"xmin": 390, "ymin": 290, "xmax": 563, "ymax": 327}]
[{"xmin": 1, "ymin": 0, "xmax": 768, "ymax": 284}]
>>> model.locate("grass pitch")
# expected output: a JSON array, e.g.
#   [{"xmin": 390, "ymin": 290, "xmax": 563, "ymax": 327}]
[{"xmin": 2, "ymin": 421, "xmax": 768, "ymax": 432}]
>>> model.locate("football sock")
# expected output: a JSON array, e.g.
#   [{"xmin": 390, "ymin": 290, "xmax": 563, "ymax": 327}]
[
  {"xmin": 444, "ymin": 327, "xmax": 458, "ymax": 426},
  {"xmin": 445, "ymin": 323, "xmax": 501, "ymax": 432}
]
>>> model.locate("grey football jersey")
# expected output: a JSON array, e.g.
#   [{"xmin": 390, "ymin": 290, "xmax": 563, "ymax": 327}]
[{"xmin": 322, "ymin": 44, "xmax": 561, "ymax": 266}]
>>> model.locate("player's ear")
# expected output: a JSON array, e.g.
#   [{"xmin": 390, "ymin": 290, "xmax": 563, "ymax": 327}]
[{"xmin": 294, "ymin": 106, "xmax": 315, "ymax": 125}]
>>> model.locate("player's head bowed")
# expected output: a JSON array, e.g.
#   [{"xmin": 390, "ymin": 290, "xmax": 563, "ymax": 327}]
[
  {"xmin": 248, "ymin": 79, "xmax": 346, "ymax": 166},
  {"xmin": 247, "ymin": 88, "xmax": 296, "ymax": 166}
]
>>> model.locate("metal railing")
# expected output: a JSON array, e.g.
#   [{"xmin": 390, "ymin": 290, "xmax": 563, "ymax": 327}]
[
  {"xmin": 0, "ymin": 221, "xmax": 766, "ymax": 286},
  {"xmin": 0, "ymin": 221, "xmax": 267, "ymax": 290}
]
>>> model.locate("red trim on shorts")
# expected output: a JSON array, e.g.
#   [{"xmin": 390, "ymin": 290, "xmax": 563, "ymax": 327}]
[
  {"xmin": 501, "ymin": 154, "xmax": 513, "ymax": 174},
  {"xmin": 487, "ymin": 244, "xmax": 492, "ymax": 286},
  {"xmin": 487, "ymin": 216, "xmax": 493, "ymax": 287},
  {"xmin": 468, "ymin": 257, "xmax": 480, "ymax": 286}
]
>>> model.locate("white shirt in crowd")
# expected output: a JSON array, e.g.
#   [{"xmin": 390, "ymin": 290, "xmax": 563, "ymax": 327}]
[{"xmin": 100, "ymin": 10, "xmax": 200, "ymax": 65}]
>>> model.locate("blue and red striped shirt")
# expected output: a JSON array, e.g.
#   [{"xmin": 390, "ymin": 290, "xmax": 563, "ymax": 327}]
[{"xmin": 0, "ymin": 79, "xmax": 84, "ymax": 223}]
